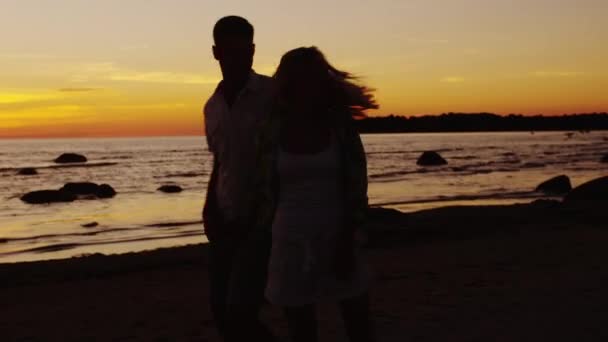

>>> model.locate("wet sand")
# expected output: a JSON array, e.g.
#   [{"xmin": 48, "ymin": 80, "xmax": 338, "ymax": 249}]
[{"xmin": 2, "ymin": 201, "xmax": 608, "ymax": 341}]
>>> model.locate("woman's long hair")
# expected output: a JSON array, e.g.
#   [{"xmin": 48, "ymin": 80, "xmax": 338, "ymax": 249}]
[{"xmin": 273, "ymin": 46, "xmax": 378, "ymax": 118}]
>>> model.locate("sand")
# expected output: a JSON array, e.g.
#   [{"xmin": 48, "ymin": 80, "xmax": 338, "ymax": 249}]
[{"xmin": 2, "ymin": 201, "xmax": 608, "ymax": 341}]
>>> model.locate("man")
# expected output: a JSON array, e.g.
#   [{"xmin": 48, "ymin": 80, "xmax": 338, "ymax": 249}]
[{"xmin": 203, "ymin": 16, "xmax": 276, "ymax": 341}]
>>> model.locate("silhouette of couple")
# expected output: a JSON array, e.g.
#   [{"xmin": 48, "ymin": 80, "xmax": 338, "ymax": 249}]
[{"xmin": 203, "ymin": 16, "xmax": 377, "ymax": 342}]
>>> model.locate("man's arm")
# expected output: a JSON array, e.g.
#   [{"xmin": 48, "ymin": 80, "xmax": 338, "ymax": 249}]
[{"xmin": 203, "ymin": 156, "xmax": 222, "ymax": 241}]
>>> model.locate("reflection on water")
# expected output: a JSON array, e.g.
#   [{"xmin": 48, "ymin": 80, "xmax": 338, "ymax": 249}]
[{"xmin": 0, "ymin": 132, "xmax": 606, "ymax": 263}]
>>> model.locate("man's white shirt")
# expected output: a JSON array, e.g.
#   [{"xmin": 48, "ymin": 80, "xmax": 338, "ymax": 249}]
[{"xmin": 204, "ymin": 71, "xmax": 275, "ymax": 222}]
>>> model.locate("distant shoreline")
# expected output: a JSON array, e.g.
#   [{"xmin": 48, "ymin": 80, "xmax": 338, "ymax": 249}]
[
  {"xmin": 356, "ymin": 112, "xmax": 608, "ymax": 134},
  {"xmin": 1, "ymin": 113, "xmax": 608, "ymax": 139}
]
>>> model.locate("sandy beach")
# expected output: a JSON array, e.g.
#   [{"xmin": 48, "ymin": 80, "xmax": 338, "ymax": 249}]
[{"xmin": 2, "ymin": 200, "xmax": 608, "ymax": 341}]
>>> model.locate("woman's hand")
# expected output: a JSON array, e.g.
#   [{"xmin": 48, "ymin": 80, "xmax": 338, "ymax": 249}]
[{"xmin": 202, "ymin": 201, "xmax": 223, "ymax": 242}]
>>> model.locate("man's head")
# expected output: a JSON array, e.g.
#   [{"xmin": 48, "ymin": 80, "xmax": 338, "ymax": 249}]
[{"xmin": 212, "ymin": 16, "xmax": 255, "ymax": 82}]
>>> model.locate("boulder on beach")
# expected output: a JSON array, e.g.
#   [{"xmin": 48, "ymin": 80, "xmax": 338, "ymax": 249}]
[
  {"xmin": 61, "ymin": 182, "xmax": 99, "ymax": 195},
  {"xmin": 157, "ymin": 185, "xmax": 183, "ymax": 193},
  {"xmin": 417, "ymin": 151, "xmax": 448, "ymax": 166},
  {"xmin": 20, "ymin": 190, "xmax": 76, "ymax": 204},
  {"xmin": 564, "ymin": 176, "xmax": 608, "ymax": 204},
  {"xmin": 60, "ymin": 182, "xmax": 117, "ymax": 199},
  {"xmin": 54, "ymin": 153, "xmax": 87, "ymax": 164},
  {"xmin": 81, "ymin": 222, "xmax": 99, "ymax": 228},
  {"xmin": 535, "ymin": 175, "xmax": 572, "ymax": 195},
  {"xmin": 17, "ymin": 167, "xmax": 38, "ymax": 176},
  {"xmin": 97, "ymin": 184, "xmax": 117, "ymax": 198}
]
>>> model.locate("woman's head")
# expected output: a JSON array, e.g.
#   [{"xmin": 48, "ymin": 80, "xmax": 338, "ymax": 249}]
[{"xmin": 274, "ymin": 47, "xmax": 378, "ymax": 118}]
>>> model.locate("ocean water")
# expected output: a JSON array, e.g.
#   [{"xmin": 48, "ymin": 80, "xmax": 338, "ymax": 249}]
[{"xmin": 1, "ymin": 131, "xmax": 606, "ymax": 263}]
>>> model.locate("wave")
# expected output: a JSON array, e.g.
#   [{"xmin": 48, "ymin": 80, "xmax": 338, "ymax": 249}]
[
  {"xmin": 0, "ymin": 219, "xmax": 204, "ymax": 256},
  {"xmin": 0, "ymin": 162, "xmax": 119, "ymax": 173},
  {"xmin": 371, "ymin": 190, "xmax": 544, "ymax": 207},
  {"xmin": 1, "ymin": 230, "xmax": 203, "ymax": 255}
]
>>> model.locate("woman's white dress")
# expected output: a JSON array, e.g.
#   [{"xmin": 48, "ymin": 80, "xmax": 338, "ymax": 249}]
[{"xmin": 265, "ymin": 138, "xmax": 370, "ymax": 307}]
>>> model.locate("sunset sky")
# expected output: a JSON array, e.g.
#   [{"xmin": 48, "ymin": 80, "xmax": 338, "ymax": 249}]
[{"xmin": 1, "ymin": 0, "xmax": 607, "ymax": 138}]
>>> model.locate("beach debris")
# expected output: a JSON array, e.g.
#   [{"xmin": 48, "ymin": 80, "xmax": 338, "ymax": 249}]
[
  {"xmin": 81, "ymin": 222, "xmax": 99, "ymax": 228},
  {"xmin": 20, "ymin": 190, "xmax": 77, "ymax": 204},
  {"xmin": 416, "ymin": 151, "xmax": 448, "ymax": 166},
  {"xmin": 564, "ymin": 176, "xmax": 608, "ymax": 204},
  {"xmin": 157, "ymin": 185, "xmax": 183, "ymax": 193},
  {"xmin": 17, "ymin": 167, "xmax": 38, "ymax": 176},
  {"xmin": 535, "ymin": 175, "xmax": 572, "ymax": 195},
  {"xmin": 54, "ymin": 153, "xmax": 87, "ymax": 164}
]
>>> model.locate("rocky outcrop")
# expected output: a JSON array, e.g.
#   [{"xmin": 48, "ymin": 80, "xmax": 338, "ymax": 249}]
[
  {"xmin": 20, "ymin": 190, "xmax": 77, "ymax": 204},
  {"xmin": 535, "ymin": 175, "xmax": 572, "ymax": 195},
  {"xmin": 564, "ymin": 176, "xmax": 608, "ymax": 204},
  {"xmin": 17, "ymin": 168, "xmax": 38, "ymax": 176},
  {"xmin": 96, "ymin": 184, "xmax": 117, "ymax": 198},
  {"xmin": 60, "ymin": 182, "xmax": 117, "ymax": 199},
  {"xmin": 54, "ymin": 153, "xmax": 87, "ymax": 164},
  {"xmin": 61, "ymin": 182, "xmax": 100, "ymax": 195},
  {"xmin": 157, "ymin": 185, "xmax": 183, "ymax": 193},
  {"xmin": 416, "ymin": 151, "xmax": 448, "ymax": 166},
  {"xmin": 21, "ymin": 182, "xmax": 116, "ymax": 204}
]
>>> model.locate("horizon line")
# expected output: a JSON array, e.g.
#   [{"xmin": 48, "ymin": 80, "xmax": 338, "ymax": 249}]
[{"xmin": 2, "ymin": 112, "xmax": 607, "ymax": 140}]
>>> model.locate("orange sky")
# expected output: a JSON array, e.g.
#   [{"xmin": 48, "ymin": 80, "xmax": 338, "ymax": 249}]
[{"xmin": 1, "ymin": 0, "xmax": 607, "ymax": 138}]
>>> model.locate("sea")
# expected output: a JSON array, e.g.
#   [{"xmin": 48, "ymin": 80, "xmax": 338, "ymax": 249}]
[{"xmin": 1, "ymin": 131, "xmax": 606, "ymax": 263}]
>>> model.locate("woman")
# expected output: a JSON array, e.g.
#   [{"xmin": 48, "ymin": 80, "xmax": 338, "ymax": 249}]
[{"xmin": 252, "ymin": 46, "xmax": 378, "ymax": 342}]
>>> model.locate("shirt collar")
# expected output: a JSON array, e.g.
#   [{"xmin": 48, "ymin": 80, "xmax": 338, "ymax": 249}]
[{"xmin": 215, "ymin": 70, "xmax": 262, "ymax": 96}]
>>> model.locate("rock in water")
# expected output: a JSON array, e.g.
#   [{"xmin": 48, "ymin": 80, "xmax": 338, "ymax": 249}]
[
  {"xmin": 417, "ymin": 151, "xmax": 448, "ymax": 166},
  {"xmin": 535, "ymin": 175, "xmax": 572, "ymax": 195},
  {"xmin": 158, "ymin": 185, "xmax": 183, "ymax": 193},
  {"xmin": 17, "ymin": 167, "xmax": 38, "ymax": 176},
  {"xmin": 96, "ymin": 184, "xmax": 117, "ymax": 198},
  {"xmin": 61, "ymin": 182, "xmax": 100, "ymax": 195},
  {"xmin": 60, "ymin": 182, "xmax": 117, "ymax": 198},
  {"xmin": 54, "ymin": 153, "xmax": 87, "ymax": 164},
  {"xmin": 564, "ymin": 176, "xmax": 608, "ymax": 204},
  {"xmin": 21, "ymin": 190, "xmax": 76, "ymax": 204}
]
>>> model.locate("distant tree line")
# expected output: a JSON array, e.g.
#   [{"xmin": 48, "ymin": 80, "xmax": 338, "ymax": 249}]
[{"xmin": 355, "ymin": 113, "xmax": 608, "ymax": 133}]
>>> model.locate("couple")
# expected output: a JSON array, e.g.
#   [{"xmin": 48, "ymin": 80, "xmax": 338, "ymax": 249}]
[{"xmin": 203, "ymin": 16, "xmax": 377, "ymax": 342}]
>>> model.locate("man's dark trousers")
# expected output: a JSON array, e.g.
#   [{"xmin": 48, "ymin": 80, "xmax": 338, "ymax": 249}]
[{"xmin": 208, "ymin": 226, "xmax": 275, "ymax": 342}]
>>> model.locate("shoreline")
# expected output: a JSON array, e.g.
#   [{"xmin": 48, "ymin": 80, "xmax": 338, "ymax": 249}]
[{"xmin": 2, "ymin": 200, "xmax": 608, "ymax": 340}]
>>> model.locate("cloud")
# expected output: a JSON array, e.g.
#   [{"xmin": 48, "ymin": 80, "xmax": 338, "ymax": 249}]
[
  {"xmin": 441, "ymin": 77, "xmax": 465, "ymax": 83},
  {"xmin": 58, "ymin": 87, "xmax": 101, "ymax": 92},
  {"xmin": 404, "ymin": 38, "xmax": 449, "ymax": 44},
  {"xmin": 532, "ymin": 71, "xmax": 585, "ymax": 78},
  {"xmin": 71, "ymin": 62, "xmax": 219, "ymax": 85},
  {"xmin": 0, "ymin": 91, "xmax": 63, "ymax": 104},
  {"xmin": 120, "ymin": 44, "xmax": 150, "ymax": 51}
]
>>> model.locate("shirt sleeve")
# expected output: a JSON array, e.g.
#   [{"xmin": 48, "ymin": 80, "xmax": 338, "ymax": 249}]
[{"xmin": 203, "ymin": 101, "xmax": 216, "ymax": 153}]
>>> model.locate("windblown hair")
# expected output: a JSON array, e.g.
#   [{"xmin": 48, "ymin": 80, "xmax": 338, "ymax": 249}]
[
  {"xmin": 213, "ymin": 16, "xmax": 254, "ymax": 45},
  {"xmin": 273, "ymin": 46, "xmax": 378, "ymax": 118}
]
